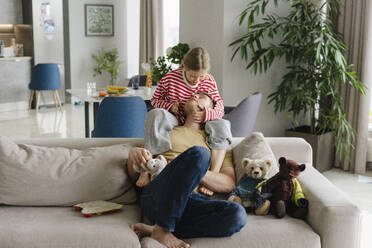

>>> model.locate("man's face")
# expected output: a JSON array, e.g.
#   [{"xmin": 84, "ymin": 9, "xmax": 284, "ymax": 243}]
[{"xmin": 184, "ymin": 94, "xmax": 213, "ymax": 116}]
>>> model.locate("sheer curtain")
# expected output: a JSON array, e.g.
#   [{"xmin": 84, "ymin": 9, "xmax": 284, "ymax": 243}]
[
  {"xmin": 334, "ymin": 0, "xmax": 372, "ymax": 174},
  {"xmin": 139, "ymin": 0, "xmax": 164, "ymax": 74},
  {"xmin": 139, "ymin": 0, "xmax": 180, "ymax": 74}
]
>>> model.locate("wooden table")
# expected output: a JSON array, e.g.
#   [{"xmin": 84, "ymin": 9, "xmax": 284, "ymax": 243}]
[{"xmin": 66, "ymin": 87, "xmax": 156, "ymax": 137}]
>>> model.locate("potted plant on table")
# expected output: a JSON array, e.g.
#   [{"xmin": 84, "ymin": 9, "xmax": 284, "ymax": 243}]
[
  {"xmin": 229, "ymin": 0, "xmax": 366, "ymax": 171},
  {"xmin": 150, "ymin": 43, "xmax": 190, "ymax": 83},
  {"xmin": 92, "ymin": 48, "xmax": 122, "ymax": 85}
]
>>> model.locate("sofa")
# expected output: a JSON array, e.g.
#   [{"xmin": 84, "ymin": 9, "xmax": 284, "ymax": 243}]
[{"xmin": 0, "ymin": 137, "xmax": 361, "ymax": 248}]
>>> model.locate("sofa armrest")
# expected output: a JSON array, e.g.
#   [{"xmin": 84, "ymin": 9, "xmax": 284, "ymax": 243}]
[
  {"xmin": 266, "ymin": 137, "xmax": 313, "ymax": 165},
  {"xmin": 299, "ymin": 167, "xmax": 362, "ymax": 248}
]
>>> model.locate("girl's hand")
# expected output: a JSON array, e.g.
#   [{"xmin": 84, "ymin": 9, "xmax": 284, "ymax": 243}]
[
  {"xmin": 192, "ymin": 108, "xmax": 206, "ymax": 123},
  {"xmin": 128, "ymin": 147, "xmax": 152, "ymax": 170},
  {"xmin": 170, "ymin": 101, "xmax": 181, "ymax": 115}
]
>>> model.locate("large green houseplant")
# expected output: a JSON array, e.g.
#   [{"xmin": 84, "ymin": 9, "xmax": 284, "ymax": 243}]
[
  {"xmin": 92, "ymin": 48, "xmax": 122, "ymax": 85},
  {"xmin": 230, "ymin": 0, "xmax": 365, "ymax": 168}
]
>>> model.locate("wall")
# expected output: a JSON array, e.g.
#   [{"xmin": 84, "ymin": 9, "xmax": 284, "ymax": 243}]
[
  {"xmin": 68, "ymin": 0, "xmax": 127, "ymax": 90},
  {"xmin": 180, "ymin": 0, "xmax": 299, "ymax": 136},
  {"xmin": 222, "ymin": 0, "xmax": 295, "ymax": 136},
  {"xmin": 180, "ymin": 0, "xmax": 224, "ymax": 93},
  {"xmin": 126, "ymin": 0, "xmax": 140, "ymax": 78},
  {"xmin": 0, "ymin": 0, "xmax": 23, "ymax": 24}
]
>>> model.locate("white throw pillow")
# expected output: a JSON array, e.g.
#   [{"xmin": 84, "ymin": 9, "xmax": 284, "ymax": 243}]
[
  {"xmin": 232, "ymin": 132, "xmax": 278, "ymax": 183},
  {"xmin": 0, "ymin": 136, "xmax": 137, "ymax": 206}
]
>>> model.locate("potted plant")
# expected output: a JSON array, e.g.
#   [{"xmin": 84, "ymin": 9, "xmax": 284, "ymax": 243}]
[
  {"xmin": 150, "ymin": 43, "xmax": 190, "ymax": 82},
  {"xmin": 92, "ymin": 48, "xmax": 122, "ymax": 85},
  {"xmin": 229, "ymin": 0, "xmax": 366, "ymax": 171}
]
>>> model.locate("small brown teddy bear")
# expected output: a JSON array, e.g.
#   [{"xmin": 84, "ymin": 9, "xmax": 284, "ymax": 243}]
[
  {"xmin": 260, "ymin": 157, "xmax": 309, "ymax": 219},
  {"xmin": 228, "ymin": 158, "xmax": 272, "ymax": 215}
]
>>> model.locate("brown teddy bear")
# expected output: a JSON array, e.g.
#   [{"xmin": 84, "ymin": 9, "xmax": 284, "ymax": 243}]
[
  {"xmin": 259, "ymin": 157, "xmax": 309, "ymax": 219},
  {"xmin": 228, "ymin": 158, "xmax": 272, "ymax": 215}
]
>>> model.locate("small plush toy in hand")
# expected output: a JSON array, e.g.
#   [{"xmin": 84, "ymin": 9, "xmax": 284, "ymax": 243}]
[
  {"xmin": 134, "ymin": 155, "xmax": 167, "ymax": 187},
  {"xmin": 228, "ymin": 158, "xmax": 272, "ymax": 215},
  {"xmin": 259, "ymin": 157, "xmax": 309, "ymax": 219}
]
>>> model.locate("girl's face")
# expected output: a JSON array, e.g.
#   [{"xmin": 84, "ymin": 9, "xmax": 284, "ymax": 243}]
[{"xmin": 184, "ymin": 69, "xmax": 207, "ymax": 85}]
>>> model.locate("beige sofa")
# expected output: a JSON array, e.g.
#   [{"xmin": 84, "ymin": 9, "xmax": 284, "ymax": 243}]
[{"xmin": 0, "ymin": 137, "xmax": 361, "ymax": 248}]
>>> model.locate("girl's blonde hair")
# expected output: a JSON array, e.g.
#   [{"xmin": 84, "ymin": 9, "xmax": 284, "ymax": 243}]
[{"xmin": 182, "ymin": 47, "xmax": 210, "ymax": 72}]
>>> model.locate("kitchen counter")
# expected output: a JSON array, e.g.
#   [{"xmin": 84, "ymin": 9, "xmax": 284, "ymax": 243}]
[
  {"xmin": 0, "ymin": 56, "xmax": 32, "ymax": 112},
  {"xmin": 0, "ymin": 56, "xmax": 32, "ymax": 61}
]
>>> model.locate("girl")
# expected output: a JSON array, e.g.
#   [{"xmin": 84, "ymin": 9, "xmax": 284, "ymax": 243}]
[
  {"xmin": 144, "ymin": 47, "xmax": 232, "ymax": 196},
  {"xmin": 151, "ymin": 47, "xmax": 224, "ymax": 124}
]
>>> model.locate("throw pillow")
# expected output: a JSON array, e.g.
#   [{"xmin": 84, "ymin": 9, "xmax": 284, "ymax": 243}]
[
  {"xmin": 232, "ymin": 132, "xmax": 278, "ymax": 183},
  {"xmin": 0, "ymin": 136, "xmax": 136, "ymax": 206}
]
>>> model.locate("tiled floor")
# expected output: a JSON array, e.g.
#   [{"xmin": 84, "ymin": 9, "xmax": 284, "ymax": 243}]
[
  {"xmin": 0, "ymin": 103, "xmax": 85, "ymax": 138},
  {"xmin": 0, "ymin": 103, "xmax": 371, "ymax": 247}
]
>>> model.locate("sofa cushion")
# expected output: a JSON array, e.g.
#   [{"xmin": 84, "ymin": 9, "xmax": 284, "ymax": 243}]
[
  {"xmin": 0, "ymin": 136, "xmax": 137, "ymax": 206},
  {"xmin": 0, "ymin": 205, "xmax": 141, "ymax": 248},
  {"xmin": 141, "ymin": 215, "xmax": 321, "ymax": 248},
  {"xmin": 232, "ymin": 132, "xmax": 278, "ymax": 182}
]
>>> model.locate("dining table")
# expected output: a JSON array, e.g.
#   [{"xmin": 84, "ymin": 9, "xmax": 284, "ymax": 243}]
[{"xmin": 66, "ymin": 87, "xmax": 156, "ymax": 138}]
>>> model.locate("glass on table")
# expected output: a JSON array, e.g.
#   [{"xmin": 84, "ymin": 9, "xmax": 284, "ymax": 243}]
[
  {"xmin": 86, "ymin": 82, "xmax": 97, "ymax": 96},
  {"xmin": 131, "ymin": 75, "xmax": 140, "ymax": 90}
]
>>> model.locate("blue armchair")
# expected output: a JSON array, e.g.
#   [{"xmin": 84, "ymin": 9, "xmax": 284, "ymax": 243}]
[{"xmin": 92, "ymin": 97, "xmax": 147, "ymax": 138}]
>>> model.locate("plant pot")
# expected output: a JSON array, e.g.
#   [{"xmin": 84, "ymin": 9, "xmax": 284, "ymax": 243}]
[{"xmin": 285, "ymin": 126, "xmax": 334, "ymax": 172}]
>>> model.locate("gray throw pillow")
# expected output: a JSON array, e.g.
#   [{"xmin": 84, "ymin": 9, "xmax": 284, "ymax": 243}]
[
  {"xmin": 0, "ymin": 136, "xmax": 137, "ymax": 206},
  {"xmin": 232, "ymin": 132, "xmax": 278, "ymax": 183}
]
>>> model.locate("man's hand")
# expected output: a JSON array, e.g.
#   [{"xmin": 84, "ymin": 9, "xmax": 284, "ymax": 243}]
[
  {"xmin": 128, "ymin": 147, "xmax": 152, "ymax": 171},
  {"xmin": 170, "ymin": 101, "xmax": 181, "ymax": 116}
]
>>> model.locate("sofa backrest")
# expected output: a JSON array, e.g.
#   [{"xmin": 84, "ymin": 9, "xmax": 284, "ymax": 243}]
[{"xmin": 0, "ymin": 137, "xmax": 141, "ymax": 207}]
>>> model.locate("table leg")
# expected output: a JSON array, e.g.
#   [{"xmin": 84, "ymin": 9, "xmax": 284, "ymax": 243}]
[
  {"xmin": 93, "ymin": 102, "xmax": 99, "ymax": 124},
  {"xmin": 84, "ymin": 102, "xmax": 90, "ymax": 138}
]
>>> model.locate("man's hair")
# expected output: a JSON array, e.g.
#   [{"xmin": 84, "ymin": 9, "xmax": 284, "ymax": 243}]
[{"xmin": 197, "ymin": 92, "xmax": 215, "ymax": 108}]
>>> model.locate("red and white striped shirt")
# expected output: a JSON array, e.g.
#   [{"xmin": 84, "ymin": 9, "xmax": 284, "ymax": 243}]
[{"xmin": 151, "ymin": 68, "xmax": 224, "ymax": 124}]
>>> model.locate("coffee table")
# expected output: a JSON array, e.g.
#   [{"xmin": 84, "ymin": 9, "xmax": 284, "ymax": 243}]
[{"xmin": 66, "ymin": 87, "xmax": 156, "ymax": 138}]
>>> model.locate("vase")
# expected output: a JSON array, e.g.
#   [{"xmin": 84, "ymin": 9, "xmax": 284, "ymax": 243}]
[{"xmin": 285, "ymin": 126, "xmax": 334, "ymax": 172}]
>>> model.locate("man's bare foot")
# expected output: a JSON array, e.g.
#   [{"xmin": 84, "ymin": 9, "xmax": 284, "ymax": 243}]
[
  {"xmin": 130, "ymin": 223, "xmax": 154, "ymax": 239},
  {"xmin": 198, "ymin": 185, "xmax": 214, "ymax": 196},
  {"xmin": 136, "ymin": 172, "xmax": 151, "ymax": 187},
  {"xmin": 151, "ymin": 225, "xmax": 190, "ymax": 248}
]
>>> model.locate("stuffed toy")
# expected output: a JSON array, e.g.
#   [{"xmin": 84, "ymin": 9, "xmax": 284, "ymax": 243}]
[
  {"xmin": 228, "ymin": 158, "xmax": 272, "ymax": 215},
  {"xmin": 258, "ymin": 157, "xmax": 309, "ymax": 219},
  {"xmin": 133, "ymin": 155, "xmax": 167, "ymax": 181}
]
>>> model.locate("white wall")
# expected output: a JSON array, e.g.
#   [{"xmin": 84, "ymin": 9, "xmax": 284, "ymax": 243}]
[
  {"xmin": 222, "ymin": 0, "xmax": 295, "ymax": 136},
  {"xmin": 180, "ymin": 0, "xmax": 297, "ymax": 136},
  {"xmin": 180, "ymin": 0, "xmax": 224, "ymax": 93},
  {"xmin": 126, "ymin": 0, "xmax": 140, "ymax": 78},
  {"xmin": 68, "ymin": 0, "xmax": 127, "ymax": 89}
]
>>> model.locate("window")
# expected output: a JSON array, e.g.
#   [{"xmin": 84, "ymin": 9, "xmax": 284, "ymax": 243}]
[{"xmin": 163, "ymin": 0, "xmax": 180, "ymax": 55}]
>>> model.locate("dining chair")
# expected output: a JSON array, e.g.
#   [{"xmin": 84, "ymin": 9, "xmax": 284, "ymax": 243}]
[
  {"xmin": 127, "ymin": 75, "xmax": 157, "ymax": 87},
  {"xmin": 29, "ymin": 63, "xmax": 62, "ymax": 112},
  {"xmin": 92, "ymin": 96, "xmax": 147, "ymax": 138},
  {"xmin": 223, "ymin": 92, "xmax": 262, "ymax": 137}
]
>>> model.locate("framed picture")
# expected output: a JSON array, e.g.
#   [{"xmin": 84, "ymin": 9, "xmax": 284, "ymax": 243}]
[{"xmin": 85, "ymin": 4, "xmax": 114, "ymax": 36}]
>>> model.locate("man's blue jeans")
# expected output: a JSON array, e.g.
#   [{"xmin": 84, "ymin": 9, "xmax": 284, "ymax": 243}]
[{"xmin": 140, "ymin": 146, "xmax": 247, "ymax": 238}]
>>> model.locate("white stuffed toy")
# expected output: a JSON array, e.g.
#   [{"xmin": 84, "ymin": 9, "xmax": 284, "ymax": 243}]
[{"xmin": 133, "ymin": 155, "xmax": 167, "ymax": 181}]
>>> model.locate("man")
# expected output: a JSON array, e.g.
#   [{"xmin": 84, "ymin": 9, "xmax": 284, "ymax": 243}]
[{"xmin": 128, "ymin": 94, "xmax": 247, "ymax": 248}]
